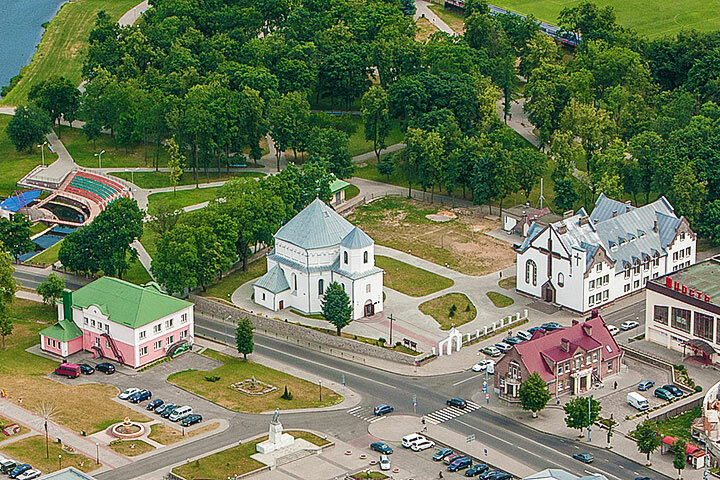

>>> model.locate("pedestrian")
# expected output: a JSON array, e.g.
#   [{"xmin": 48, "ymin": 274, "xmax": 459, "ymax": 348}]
[
  {"xmin": 614, "ymin": 381, "xmax": 618, "ymax": 390},
  {"xmin": 439, "ymin": 472, "xmax": 444, "ymax": 479},
  {"xmin": 422, "ymin": 417, "xmax": 426, "ymax": 425},
  {"xmin": 499, "ymin": 271, "xmax": 502, "ymax": 279}
]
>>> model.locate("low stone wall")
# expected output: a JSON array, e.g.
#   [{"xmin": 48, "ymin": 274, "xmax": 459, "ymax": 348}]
[
  {"xmin": 623, "ymin": 346, "xmax": 694, "ymax": 393},
  {"xmin": 648, "ymin": 394, "xmax": 703, "ymax": 422},
  {"xmin": 191, "ymin": 295, "xmax": 432, "ymax": 365}
]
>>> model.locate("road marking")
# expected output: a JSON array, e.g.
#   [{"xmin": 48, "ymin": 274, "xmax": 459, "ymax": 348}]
[
  {"xmin": 453, "ymin": 373, "xmax": 486, "ymax": 386},
  {"xmin": 425, "ymin": 402, "xmax": 481, "ymax": 424}
]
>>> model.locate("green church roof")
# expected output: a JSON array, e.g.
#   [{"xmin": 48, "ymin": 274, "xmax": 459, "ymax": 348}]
[
  {"xmin": 40, "ymin": 319, "xmax": 82, "ymax": 342},
  {"xmin": 65, "ymin": 277, "xmax": 192, "ymax": 329}
]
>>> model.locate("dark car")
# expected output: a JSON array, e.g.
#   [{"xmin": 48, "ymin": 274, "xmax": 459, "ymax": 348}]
[
  {"xmin": 129, "ymin": 389, "xmax": 152, "ymax": 403},
  {"xmin": 8, "ymin": 464, "xmax": 31, "ymax": 479},
  {"xmin": 373, "ymin": 404, "xmax": 393, "ymax": 416},
  {"xmin": 446, "ymin": 398, "xmax": 468, "ymax": 409},
  {"xmin": 78, "ymin": 363, "xmax": 95, "ymax": 375},
  {"xmin": 638, "ymin": 381, "xmax": 655, "ymax": 391},
  {"xmin": 370, "ymin": 442, "xmax": 393, "ymax": 454},
  {"xmin": 634, "ymin": 477, "xmax": 652, "ymax": 480},
  {"xmin": 527, "ymin": 327, "xmax": 546, "ymax": 335},
  {"xmin": 484, "ymin": 471, "xmax": 512, "ymax": 480},
  {"xmin": 465, "ymin": 463, "xmax": 489, "ymax": 476},
  {"xmin": 181, "ymin": 414, "xmax": 203, "ymax": 427},
  {"xmin": 158, "ymin": 403, "xmax": 177, "ymax": 417},
  {"xmin": 0, "ymin": 460, "xmax": 18, "ymax": 474},
  {"xmin": 541, "ymin": 322, "xmax": 563, "ymax": 331},
  {"xmin": 96, "ymin": 362, "xmax": 115, "ymax": 374},
  {"xmin": 448, "ymin": 456, "xmax": 472, "ymax": 472},
  {"xmin": 654, "ymin": 387, "xmax": 673, "ymax": 401},
  {"xmin": 433, "ymin": 448, "xmax": 453, "ymax": 461},
  {"xmin": 663, "ymin": 384, "xmax": 684, "ymax": 397},
  {"xmin": 503, "ymin": 336, "xmax": 523, "ymax": 345},
  {"xmin": 146, "ymin": 399, "xmax": 164, "ymax": 411},
  {"xmin": 572, "ymin": 452, "xmax": 594, "ymax": 464}
]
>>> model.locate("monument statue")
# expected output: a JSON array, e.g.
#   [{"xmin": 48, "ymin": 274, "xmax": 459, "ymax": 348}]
[
  {"xmin": 271, "ymin": 408, "xmax": 280, "ymax": 425},
  {"xmin": 256, "ymin": 407, "xmax": 295, "ymax": 454}
]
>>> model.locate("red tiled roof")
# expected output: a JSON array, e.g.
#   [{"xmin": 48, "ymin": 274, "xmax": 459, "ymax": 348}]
[
  {"xmin": 513, "ymin": 316, "xmax": 622, "ymax": 382},
  {"xmin": 662, "ymin": 436, "xmax": 701, "ymax": 455}
]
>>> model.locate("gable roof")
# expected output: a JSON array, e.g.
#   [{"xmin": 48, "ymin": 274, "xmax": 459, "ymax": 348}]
[
  {"xmin": 274, "ymin": 198, "xmax": 355, "ymax": 250},
  {"xmin": 39, "ymin": 319, "xmax": 82, "ymax": 342},
  {"xmin": 67, "ymin": 277, "xmax": 191, "ymax": 329},
  {"xmin": 340, "ymin": 226, "xmax": 374, "ymax": 249},
  {"xmin": 253, "ymin": 264, "xmax": 291, "ymax": 293},
  {"xmin": 329, "ymin": 178, "xmax": 350, "ymax": 194}
]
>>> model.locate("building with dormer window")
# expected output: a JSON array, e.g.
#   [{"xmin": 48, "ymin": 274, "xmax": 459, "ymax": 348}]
[
  {"xmin": 514, "ymin": 194, "xmax": 696, "ymax": 313},
  {"xmin": 253, "ymin": 198, "xmax": 384, "ymax": 320}
]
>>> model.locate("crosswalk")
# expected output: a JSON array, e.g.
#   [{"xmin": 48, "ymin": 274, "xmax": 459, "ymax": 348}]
[
  {"xmin": 347, "ymin": 406, "xmax": 388, "ymax": 423},
  {"xmin": 424, "ymin": 400, "xmax": 481, "ymax": 425}
]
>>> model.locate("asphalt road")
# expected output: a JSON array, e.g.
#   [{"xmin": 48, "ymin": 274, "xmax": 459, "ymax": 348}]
[{"xmin": 12, "ymin": 267, "xmax": 87, "ymax": 290}]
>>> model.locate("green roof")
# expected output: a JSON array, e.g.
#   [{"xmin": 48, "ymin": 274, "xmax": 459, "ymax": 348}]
[
  {"xmin": 329, "ymin": 178, "xmax": 350, "ymax": 194},
  {"xmin": 66, "ymin": 277, "xmax": 192, "ymax": 329},
  {"xmin": 40, "ymin": 319, "xmax": 82, "ymax": 342}
]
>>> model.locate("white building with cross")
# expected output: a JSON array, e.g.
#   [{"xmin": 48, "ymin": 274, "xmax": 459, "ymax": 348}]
[{"xmin": 514, "ymin": 194, "xmax": 696, "ymax": 313}]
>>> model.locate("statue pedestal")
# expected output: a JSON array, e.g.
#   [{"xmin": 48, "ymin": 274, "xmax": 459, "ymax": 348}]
[{"xmin": 256, "ymin": 422, "xmax": 295, "ymax": 454}]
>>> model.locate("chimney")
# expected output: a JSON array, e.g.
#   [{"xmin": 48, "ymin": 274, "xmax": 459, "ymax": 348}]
[
  {"xmin": 582, "ymin": 323, "xmax": 592, "ymax": 337},
  {"xmin": 557, "ymin": 224, "xmax": 567, "ymax": 234},
  {"xmin": 561, "ymin": 338, "xmax": 570, "ymax": 352},
  {"xmin": 612, "ymin": 210, "xmax": 617, "ymax": 217},
  {"xmin": 62, "ymin": 289, "xmax": 72, "ymax": 321},
  {"xmin": 590, "ymin": 308, "xmax": 599, "ymax": 319},
  {"xmin": 579, "ymin": 215, "xmax": 590, "ymax": 226},
  {"xmin": 653, "ymin": 220, "xmax": 658, "ymax": 233},
  {"xmin": 564, "ymin": 210, "xmax": 574, "ymax": 219},
  {"xmin": 625, "ymin": 200, "xmax": 632, "ymax": 213},
  {"xmin": 572, "ymin": 319, "xmax": 580, "ymax": 326}
]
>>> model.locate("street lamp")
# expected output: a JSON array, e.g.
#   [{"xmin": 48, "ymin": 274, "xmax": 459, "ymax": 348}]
[
  {"xmin": 389, "ymin": 314, "xmax": 394, "ymax": 346},
  {"xmin": 37, "ymin": 141, "xmax": 48, "ymax": 166},
  {"xmin": 319, "ymin": 380, "xmax": 322, "ymax": 402},
  {"xmin": 94, "ymin": 150, "xmax": 105, "ymax": 168},
  {"xmin": 58, "ymin": 454, "xmax": 62, "ymax": 470},
  {"xmin": 95, "ymin": 442, "xmax": 99, "ymax": 465}
]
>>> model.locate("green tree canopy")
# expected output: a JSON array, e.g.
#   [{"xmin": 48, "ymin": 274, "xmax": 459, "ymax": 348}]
[
  {"xmin": 0, "ymin": 214, "xmax": 35, "ymax": 261},
  {"xmin": 518, "ymin": 371, "xmax": 551, "ymax": 417},
  {"xmin": 563, "ymin": 395, "xmax": 601, "ymax": 432},
  {"xmin": 631, "ymin": 420, "xmax": 661, "ymax": 462},
  {"xmin": 235, "ymin": 317, "xmax": 255, "ymax": 360},
  {"xmin": 0, "ymin": 246, "xmax": 17, "ymax": 349},
  {"xmin": 6, "ymin": 104, "xmax": 52, "ymax": 153},
  {"xmin": 36, "ymin": 274, "xmax": 66, "ymax": 306},
  {"xmin": 321, "ymin": 282, "xmax": 352, "ymax": 336}
]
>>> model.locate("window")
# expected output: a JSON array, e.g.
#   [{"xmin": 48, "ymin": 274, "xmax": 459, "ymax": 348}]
[
  {"xmin": 84, "ymin": 317, "xmax": 89, "ymax": 325},
  {"xmin": 586, "ymin": 355, "xmax": 591, "ymax": 364},
  {"xmin": 592, "ymin": 352, "xmax": 597, "ymax": 362},
  {"xmin": 292, "ymin": 273, "xmax": 297, "ymax": 293},
  {"xmin": 643, "ymin": 277, "xmax": 648, "ymax": 285},
  {"xmin": 694, "ymin": 312, "xmax": 714, "ymax": 341},
  {"xmin": 633, "ymin": 266, "xmax": 640, "ymax": 275},
  {"xmin": 558, "ymin": 273, "xmax": 564, "ymax": 287},
  {"xmin": 575, "ymin": 358, "xmax": 581, "ymax": 369},
  {"xmin": 153, "ymin": 324, "xmax": 162, "ymax": 334},
  {"xmin": 596, "ymin": 264, "xmax": 602, "ymax": 272},
  {"xmin": 608, "ymin": 361, "xmax": 613, "ymax": 372},
  {"xmin": 624, "ymin": 269, "xmax": 630, "ymax": 279},
  {"xmin": 680, "ymin": 232, "xmax": 685, "ymax": 241},
  {"xmin": 154, "ymin": 340, "xmax": 162, "ymax": 351},
  {"xmin": 634, "ymin": 280, "xmax": 640, "ymax": 289},
  {"xmin": 624, "ymin": 284, "xmax": 630, "ymax": 293},
  {"xmin": 654, "ymin": 306, "xmax": 668, "ymax": 325},
  {"xmin": 589, "ymin": 296, "xmax": 594, "ymax": 306},
  {"xmin": 525, "ymin": 260, "xmax": 537, "ymax": 286},
  {"xmin": 97, "ymin": 322, "xmax": 102, "ymax": 330},
  {"xmin": 91, "ymin": 319, "xmax": 96, "ymax": 327},
  {"xmin": 590, "ymin": 279, "xmax": 595, "ymax": 290},
  {"xmin": 262, "ymin": 292, "xmax": 266, "ymax": 300},
  {"xmin": 673, "ymin": 252, "xmax": 678, "ymax": 261},
  {"xmin": 366, "ymin": 284, "xmax": 371, "ymax": 293},
  {"xmin": 686, "ymin": 247, "xmax": 691, "ymax": 256},
  {"xmin": 181, "ymin": 313, "xmax": 187, "ymax": 324},
  {"xmin": 653, "ymin": 272, "xmax": 659, "ymax": 279},
  {"xmin": 106, "ymin": 341, "xmax": 110, "ymax": 348},
  {"xmin": 140, "ymin": 346, "xmax": 148, "ymax": 356},
  {"xmin": 94, "ymin": 337, "xmax": 100, "ymax": 347},
  {"xmin": 671, "ymin": 307, "xmax": 691, "ymax": 333},
  {"xmin": 679, "ymin": 250, "xmax": 685, "ymax": 259},
  {"xmin": 363, "ymin": 251, "xmax": 368, "ymax": 264},
  {"xmin": 340, "ymin": 283, "xmax": 345, "ymax": 291},
  {"xmin": 166, "ymin": 318, "xmax": 173, "ymax": 329},
  {"xmin": 603, "ymin": 290, "xmax": 609, "ymax": 300},
  {"xmin": 564, "ymin": 363, "xmax": 569, "ymax": 373},
  {"xmin": 139, "ymin": 330, "xmax": 146, "ymax": 340},
  {"xmin": 318, "ymin": 279, "xmax": 324, "ymax": 295},
  {"xmin": 167, "ymin": 335, "xmax": 174, "ymax": 345},
  {"xmin": 180, "ymin": 330, "xmax": 188, "ymax": 339},
  {"xmin": 644, "ymin": 262, "xmax": 649, "ymax": 271},
  {"xmin": 105, "ymin": 324, "xmax": 109, "ymax": 333},
  {"xmin": 653, "ymin": 259, "xmax": 659, "ymax": 267},
  {"xmin": 603, "ymin": 274, "xmax": 609, "ymax": 284},
  {"xmin": 344, "ymin": 251, "xmax": 348, "ymax": 264}
]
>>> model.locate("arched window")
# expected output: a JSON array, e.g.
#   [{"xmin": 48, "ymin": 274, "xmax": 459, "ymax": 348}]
[
  {"xmin": 363, "ymin": 251, "xmax": 368, "ymax": 264},
  {"xmin": 343, "ymin": 251, "xmax": 348, "ymax": 264},
  {"xmin": 318, "ymin": 278, "xmax": 324, "ymax": 295},
  {"xmin": 558, "ymin": 272, "xmax": 565, "ymax": 288},
  {"xmin": 525, "ymin": 260, "xmax": 537, "ymax": 286},
  {"xmin": 292, "ymin": 273, "xmax": 297, "ymax": 292}
]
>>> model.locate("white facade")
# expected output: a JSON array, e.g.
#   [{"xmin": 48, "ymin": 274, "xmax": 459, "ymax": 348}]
[{"xmin": 515, "ymin": 194, "xmax": 696, "ymax": 313}]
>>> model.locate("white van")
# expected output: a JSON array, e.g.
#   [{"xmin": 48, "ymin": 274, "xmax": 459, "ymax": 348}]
[
  {"xmin": 627, "ymin": 392, "xmax": 649, "ymax": 411},
  {"xmin": 169, "ymin": 406, "xmax": 193, "ymax": 422},
  {"xmin": 401, "ymin": 433, "xmax": 426, "ymax": 448}
]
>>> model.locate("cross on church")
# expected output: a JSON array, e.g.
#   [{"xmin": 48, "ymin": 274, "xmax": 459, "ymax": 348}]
[{"xmin": 574, "ymin": 252, "xmax": 582, "ymax": 266}]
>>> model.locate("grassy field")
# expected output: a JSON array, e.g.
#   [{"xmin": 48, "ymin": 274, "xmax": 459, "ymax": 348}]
[
  {"xmin": 0, "ymin": 416, "xmax": 29, "ymax": 442},
  {"xmin": 148, "ymin": 422, "xmax": 220, "ymax": 445},
  {"xmin": 428, "ymin": 5, "xmax": 466, "ymax": 32},
  {"xmin": 656, "ymin": 406, "xmax": 701, "ymax": 440},
  {"xmin": 0, "ymin": 436, "xmax": 98, "ymax": 473},
  {"xmin": 1, "ymin": 0, "xmax": 141, "ymax": 106},
  {"xmin": 108, "ymin": 439, "xmax": 155, "ymax": 457},
  {"xmin": 29, "ymin": 223, "xmax": 48, "ymax": 236},
  {"xmin": 299, "ymin": 322, "xmax": 421, "ymax": 355},
  {"xmin": 419, "ymin": 293, "xmax": 477, "ymax": 330},
  {"xmin": 342, "ymin": 115, "xmax": 404, "ymax": 157},
  {"xmin": 416, "ymin": 17, "xmax": 440, "ymax": 43},
  {"xmin": 111, "ymin": 171, "xmax": 264, "ymax": 189},
  {"xmin": 146, "ymin": 187, "xmax": 221, "ymax": 215},
  {"xmin": 61, "ymin": 126, "xmax": 170, "ymax": 169},
  {"xmin": 123, "ymin": 259, "xmax": 152, "ymax": 285},
  {"xmin": 375, "ymin": 255, "xmax": 454, "ymax": 297},
  {"xmin": 0, "ymin": 115, "xmax": 57, "ymax": 197},
  {"xmin": 486, "ymin": 291, "xmax": 515, "ymax": 308},
  {"xmin": 198, "ymin": 259, "xmax": 267, "ymax": 300},
  {"xmin": 499, "ymin": 276, "xmax": 517, "ymax": 290},
  {"xmin": 168, "ymin": 350, "xmax": 342, "ymax": 413},
  {"xmin": 345, "ymin": 184, "xmax": 360, "ymax": 201}
]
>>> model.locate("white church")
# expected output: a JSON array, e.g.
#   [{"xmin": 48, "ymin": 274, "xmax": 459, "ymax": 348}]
[
  {"xmin": 515, "ymin": 194, "xmax": 696, "ymax": 313},
  {"xmin": 253, "ymin": 198, "xmax": 384, "ymax": 320}
]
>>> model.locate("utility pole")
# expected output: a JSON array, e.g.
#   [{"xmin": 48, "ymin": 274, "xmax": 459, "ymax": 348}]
[
  {"xmin": 538, "ymin": 177, "xmax": 546, "ymax": 209},
  {"xmin": 389, "ymin": 314, "xmax": 394, "ymax": 346},
  {"xmin": 587, "ymin": 396, "xmax": 592, "ymax": 442}
]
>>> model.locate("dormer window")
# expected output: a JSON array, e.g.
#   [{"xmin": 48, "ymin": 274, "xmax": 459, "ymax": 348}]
[{"xmin": 680, "ymin": 232, "xmax": 685, "ymax": 241}]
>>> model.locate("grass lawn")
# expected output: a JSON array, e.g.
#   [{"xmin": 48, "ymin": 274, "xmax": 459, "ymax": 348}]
[
  {"xmin": 146, "ymin": 187, "xmax": 221, "ymax": 215},
  {"xmin": 140, "ymin": 223, "xmax": 160, "ymax": 259},
  {"xmin": 0, "ymin": 416, "xmax": 29, "ymax": 441},
  {"xmin": 110, "ymin": 171, "xmax": 264, "ymax": 189},
  {"xmin": 341, "ymin": 115, "xmax": 404, "ymax": 157},
  {"xmin": 0, "ymin": 436, "xmax": 97, "ymax": 473},
  {"xmin": 25, "ymin": 240, "xmax": 62, "ymax": 266},
  {"xmin": 349, "ymin": 473, "xmax": 388, "ymax": 480},
  {"xmin": 0, "ymin": 0, "xmax": 141, "ymax": 106},
  {"xmin": 419, "ymin": 293, "xmax": 477, "ymax": 330},
  {"xmin": 0, "ymin": 299, "xmax": 151, "ymax": 434},
  {"xmin": 350, "ymin": 197, "xmax": 516, "ymax": 276},
  {"xmin": 428, "ymin": 4, "xmax": 466, "ymax": 32},
  {"xmin": 108, "ymin": 439, "xmax": 155, "ymax": 457},
  {"xmin": 656, "ymin": 406, "xmax": 702, "ymax": 440},
  {"xmin": 486, "ymin": 291, "xmax": 515, "ymax": 308},
  {"xmin": 29, "ymin": 223, "xmax": 49, "ymax": 236},
  {"xmin": 416, "ymin": 17, "xmax": 439, "ymax": 43},
  {"xmin": 345, "ymin": 184, "xmax": 360, "ymax": 201},
  {"xmin": 490, "ymin": 0, "xmax": 720, "ymax": 38},
  {"xmin": 123, "ymin": 259, "xmax": 152, "ymax": 285},
  {"xmin": 199, "ymin": 259, "xmax": 267, "ymax": 300},
  {"xmin": 375, "ymin": 255, "xmax": 453, "ymax": 297},
  {"xmin": 168, "ymin": 350, "xmax": 343, "ymax": 413},
  {"xmin": 499, "ymin": 276, "xmax": 516, "ymax": 290},
  {"xmin": 298, "ymin": 322, "xmax": 421, "ymax": 355},
  {"xmin": 148, "ymin": 422, "xmax": 220, "ymax": 445},
  {"xmin": 61, "ymin": 126, "xmax": 170, "ymax": 169},
  {"xmin": 0, "ymin": 115, "xmax": 58, "ymax": 197}
]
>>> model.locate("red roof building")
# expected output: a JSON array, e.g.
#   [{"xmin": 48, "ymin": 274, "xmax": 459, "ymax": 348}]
[{"xmin": 494, "ymin": 312, "xmax": 623, "ymax": 399}]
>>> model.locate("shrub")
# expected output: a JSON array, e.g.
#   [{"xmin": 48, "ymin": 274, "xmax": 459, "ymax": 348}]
[
  {"xmin": 378, "ymin": 337, "xmax": 386, "ymax": 344},
  {"xmin": 204, "ymin": 375, "xmax": 221, "ymax": 382},
  {"xmin": 465, "ymin": 304, "xmax": 471, "ymax": 312},
  {"xmin": 449, "ymin": 304, "xmax": 457, "ymax": 317},
  {"xmin": 281, "ymin": 386, "xmax": 293, "ymax": 400},
  {"xmin": 695, "ymin": 385, "xmax": 703, "ymax": 393},
  {"xmin": 396, "ymin": 341, "xmax": 402, "ymax": 347}
]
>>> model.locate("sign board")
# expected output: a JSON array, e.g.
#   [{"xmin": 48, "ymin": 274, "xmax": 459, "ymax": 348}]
[
  {"xmin": 665, "ymin": 277, "xmax": 711, "ymax": 303},
  {"xmin": 466, "ymin": 434, "xmax": 475, "ymax": 443}
]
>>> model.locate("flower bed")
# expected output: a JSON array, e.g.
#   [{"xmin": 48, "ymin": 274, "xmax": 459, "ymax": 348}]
[{"xmin": 230, "ymin": 379, "xmax": 277, "ymax": 396}]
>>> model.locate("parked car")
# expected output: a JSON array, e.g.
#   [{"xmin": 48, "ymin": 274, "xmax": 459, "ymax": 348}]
[
  {"xmin": 129, "ymin": 389, "xmax": 152, "ymax": 403},
  {"xmin": 628, "ymin": 392, "xmax": 649, "ymax": 411},
  {"xmin": 621, "ymin": 320, "xmax": 640, "ymax": 331},
  {"xmin": 0, "ymin": 460, "xmax": 18, "ymax": 474},
  {"xmin": 494, "ymin": 342, "xmax": 512, "ymax": 353},
  {"xmin": 515, "ymin": 330, "xmax": 532, "ymax": 341},
  {"xmin": 503, "ymin": 336, "xmax": 523, "ymax": 345},
  {"xmin": 96, "ymin": 362, "xmax": 115, "ymax": 374},
  {"xmin": 379, "ymin": 454, "xmax": 391, "ymax": 471},
  {"xmin": 444, "ymin": 453, "xmax": 463, "ymax": 465},
  {"xmin": 433, "ymin": 448, "xmax": 452, "ymax": 461},
  {"xmin": 8, "ymin": 464, "xmax": 31, "ymax": 479},
  {"xmin": 118, "ymin": 388, "xmax": 140, "ymax": 400},
  {"xmin": 401, "ymin": 433, "xmax": 426, "ymax": 448},
  {"xmin": 572, "ymin": 452, "xmax": 594, "ymax": 463},
  {"xmin": 638, "ymin": 381, "xmax": 655, "ymax": 391},
  {"xmin": 663, "ymin": 384, "xmax": 684, "ymax": 397},
  {"xmin": 54, "ymin": 363, "xmax": 81, "ymax": 378},
  {"xmin": 411, "ymin": 439, "xmax": 435, "ymax": 452},
  {"xmin": 634, "ymin": 477, "xmax": 652, "ymax": 480},
  {"xmin": 169, "ymin": 406, "xmax": 193, "ymax": 422},
  {"xmin": 158, "ymin": 403, "xmax": 178, "ymax": 417},
  {"xmin": 654, "ymin": 387, "xmax": 674, "ymax": 401},
  {"xmin": 181, "ymin": 414, "xmax": 203, "ymax": 427},
  {"xmin": 607, "ymin": 325, "xmax": 620, "ymax": 336},
  {"xmin": 371, "ymin": 442, "xmax": 393, "ymax": 455},
  {"xmin": 465, "ymin": 463, "xmax": 489, "ymax": 476},
  {"xmin": 78, "ymin": 363, "xmax": 95, "ymax": 375},
  {"xmin": 446, "ymin": 398, "xmax": 468, "ymax": 409},
  {"xmin": 527, "ymin": 327, "xmax": 546, "ymax": 335},
  {"xmin": 472, "ymin": 360, "xmax": 495, "ymax": 373},
  {"xmin": 484, "ymin": 471, "xmax": 512, "ymax": 480},
  {"xmin": 373, "ymin": 404, "xmax": 393, "ymax": 416},
  {"xmin": 146, "ymin": 399, "xmax": 164, "ymax": 411},
  {"xmin": 448, "ymin": 456, "xmax": 472, "ymax": 472},
  {"xmin": 481, "ymin": 346, "xmax": 501, "ymax": 357},
  {"xmin": 541, "ymin": 322, "xmax": 563, "ymax": 331},
  {"xmin": 16, "ymin": 469, "xmax": 41, "ymax": 480}
]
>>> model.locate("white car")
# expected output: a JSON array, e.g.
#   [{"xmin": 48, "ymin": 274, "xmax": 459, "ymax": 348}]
[
  {"xmin": 411, "ymin": 439, "xmax": 436, "ymax": 452},
  {"xmin": 118, "ymin": 387, "xmax": 140, "ymax": 400},
  {"xmin": 17, "ymin": 469, "xmax": 42, "ymax": 480},
  {"xmin": 379, "ymin": 454, "xmax": 391, "ymax": 471},
  {"xmin": 515, "ymin": 330, "xmax": 532, "ymax": 341},
  {"xmin": 472, "ymin": 360, "xmax": 495, "ymax": 374},
  {"xmin": 607, "ymin": 325, "xmax": 620, "ymax": 336},
  {"xmin": 621, "ymin": 320, "xmax": 640, "ymax": 331}
]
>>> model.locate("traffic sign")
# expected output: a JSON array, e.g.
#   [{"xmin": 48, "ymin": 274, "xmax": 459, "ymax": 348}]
[{"xmin": 466, "ymin": 434, "xmax": 475, "ymax": 443}]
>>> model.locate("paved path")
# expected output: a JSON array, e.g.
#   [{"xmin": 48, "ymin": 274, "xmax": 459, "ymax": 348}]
[
  {"xmin": 119, "ymin": 0, "xmax": 150, "ymax": 25},
  {"xmin": 414, "ymin": 0, "xmax": 455, "ymax": 34},
  {"xmin": 496, "ymin": 96, "xmax": 540, "ymax": 147}
]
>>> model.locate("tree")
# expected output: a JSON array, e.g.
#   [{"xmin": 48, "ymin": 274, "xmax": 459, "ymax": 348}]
[
  {"xmin": 361, "ymin": 85, "xmax": 390, "ymax": 162},
  {"xmin": 699, "ymin": 200, "xmax": 720, "ymax": 246},
  {"xmin": 307, "ymin": 127, "xmax": 353, "ymax": 179},
  {"xmin": 36, "ymin": 274, "xmax": 65, "ymax": 306},
  {"xmin": 321, "ymin": 282, "xmax": 352, "ymax": 336},
  {"xmin": 377, "ymin": 156, "xmax": 395, "ymax": 181},
  {"xmin": 151, "ymin": 224, "xmax": 198, "ymax": 295},
  {"xmin": 0, "ymin": 214, "xmax": 35, "ymax": 261},
  {"xmin": 668, "ymin": 164, "xmax": 706, "ymax": 226},
  {"xmin": 518, "ymin": 372, "xmax": 550, "ymax": 417},
  {"xmin": 554, "ymin": 179, "xmax": 579, "ymax": 212},
  {"xmin": 235, "ymin": 317, "xmax": 254, "ymax": 360},
  {"xmin": 515, "ymin": 148, "xmax": 547, "ymax": 202},
  {"xmin": 0, "ymin": 247, "xmax": 17, "ymax": 349},
  {"xmin": 563, "ymin": 395, "xmax": 601, "ymax": 433},
  {"xmin": 28, "ymin": 76, "xmax": 79, "ymax": 136},
  {"xmin": 5, "ymin": 104, "xmax": 52, "ymax": 153},
  {"xmin": 671, "ymin": 438, "xmax": 686, "ymax": 478},
  {"xmin": 631, "ymin": 420, "xmax": 661, "ymax": 464},
  {"xmin": 268, "ymin": 91, "xmax": 311, "ymax": 169},
  {"xmin": 166, "ymin": 137, "xmax": 185, "ymax": 197}
]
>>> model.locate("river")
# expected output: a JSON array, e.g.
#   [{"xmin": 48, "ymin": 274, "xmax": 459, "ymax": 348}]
[{"xmin": 0, "ymin": 0, "xmax": 67, "ymax": 94}]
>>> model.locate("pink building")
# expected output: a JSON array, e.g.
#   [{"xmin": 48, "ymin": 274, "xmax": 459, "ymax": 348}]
[{"xmin": 40, "ymin": 277, "xmax": 194, "ymax": 368}]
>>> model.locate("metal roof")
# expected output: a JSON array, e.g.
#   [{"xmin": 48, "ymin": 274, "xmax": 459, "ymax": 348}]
[
  {"xmin": 340, "ymin": 227, "xmax": 374, "ymax": 249},
  {"xmin": 39, "ymin": 319, "xmax": 82, "ymax": 342},
  {"xmin": 274, "ymin": 198, "xmax": 355, "ymax": 250},
  {"xmin": 253, "ymin": 264, "xmax": 291, "ymax": 293}
]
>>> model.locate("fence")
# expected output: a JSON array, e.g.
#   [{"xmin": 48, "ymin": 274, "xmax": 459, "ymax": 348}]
[{"xmin": 462, "ymin": 309, "xmax": 529, "ymax": 346}]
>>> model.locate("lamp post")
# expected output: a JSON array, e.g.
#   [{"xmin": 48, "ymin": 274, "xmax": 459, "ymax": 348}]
[
  {"xmin": 94, "ymin": 150, "xmax": 105, "ymax": 168},
  {"xmin": 58, "ymin": 454, "xmax": 62, "ymax": 470},
  {"xmin": 37, "ymin": 141, "xmax": 48, "ymax": 166},
  {"xmin": 319, "ymin": 380, "xmax": 322, "ymax": 402},
  {"xmin": 95, "ymin": 442, "xmax": 99, "ymax": 465},
  {"xmin": 587, "ymin": 396, "xmax": 592, "ymax": 442},
  {"xmin": 389, "ymin": 314, "xmax": 394, "ymax": 346}
]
